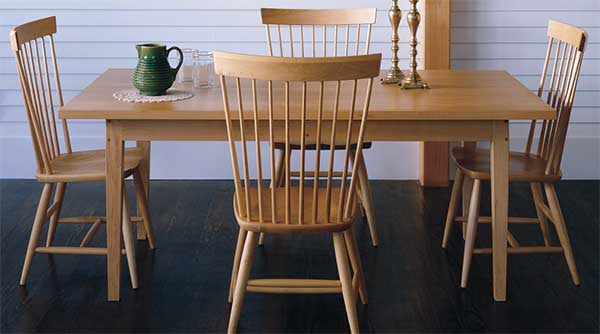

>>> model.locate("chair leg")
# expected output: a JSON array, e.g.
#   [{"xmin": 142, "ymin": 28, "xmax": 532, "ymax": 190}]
[
  {"xmin": 333, "ymin": 232, "xmax": 360, "ymax": 334},
  {"xmin": 20, "ymin": 183, "xmax": 54, "ymax": 285},
  {"xmin": 353, "ymin": 151, "xmax": 379, "ymax": 247},
  {"xmin": 442, "ymin": 169, "xmax": 463, "ymax": 248},
  {"xmin": 275, "ymin": 149, "xmax": 286, "ymax": 188},
  {"xmin": 228, "ymin": 231, "xmax": 257, "ymax": 334},
  {"xmin": 260, "ymin": 150, "xmax": 286, "ymax": 247},
  {"xmin": 133, "ymin": 169, "xmax": 156, "ymax": 249},
  {"xmin": 530, "ymin": 182, "xmax": 552, "ymax": 246},
  {"xmin": 122, "ymin": 192, "xmax": 138, "ymax": 289},
  {"xmin": 462, "ymin": 175, "xmax": 474, "ymax": 240},
  {"xmin": 358, "ymin": 197, "xmax": 367, "ymax": 218},
  {"xmin": 544, "ymin": 183, "xmax": 580, "ymax": 285},
  {"xmin": 228, "ymin": 228, "xmax": 247, "ymax": 303},
  {"xmin": 354, "ymin": 175, "xmax": 367, "ymax": 219},
  {"xmin": 461, "ymin": 179, "xmax": 481, "ymax": 288},
  {"xmin": 80, "ymin": 219, "xmax": 103, "ymax": 247},
  {"xmin": 46, "ymin": 182, "xmax": 66, "ymax": 247},
  {"xmin": 344, "ymin": 227, "xmax": 368, "ymax": 304}
]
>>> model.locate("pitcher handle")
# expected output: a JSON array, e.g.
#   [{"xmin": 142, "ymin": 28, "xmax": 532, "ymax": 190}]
[{"xmin": 167, "ymin": 46, "xmax": 184, "ymax": 81}]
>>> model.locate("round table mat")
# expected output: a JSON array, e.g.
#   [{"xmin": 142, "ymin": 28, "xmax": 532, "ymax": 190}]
[{"xmin": 113, "ymin": 89, "xmax": 193, "ymax": 103}]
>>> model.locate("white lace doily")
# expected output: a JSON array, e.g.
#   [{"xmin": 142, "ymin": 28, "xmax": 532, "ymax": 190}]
[{"xmin": 113, "ymin": 89, "xmax": 193, "ymax": 103}]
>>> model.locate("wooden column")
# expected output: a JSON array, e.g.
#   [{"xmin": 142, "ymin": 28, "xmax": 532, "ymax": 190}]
[{"xmin": 420, "ymin": 0, "xmax": 450, "ymax": 186}]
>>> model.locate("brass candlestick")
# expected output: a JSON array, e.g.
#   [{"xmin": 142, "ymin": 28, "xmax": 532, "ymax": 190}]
[
  {"xmin": 381, "ymin": 0, "xmax": 405, "ymax": 84},
  {"xmin": 401, "ymin": 0, "xmax": 429, "ymax": 89}
]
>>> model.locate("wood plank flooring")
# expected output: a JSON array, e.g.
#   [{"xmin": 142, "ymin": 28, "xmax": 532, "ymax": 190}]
[{"xmin": 1, "ymin": 179, "xmax": 597, "ymax": 332}]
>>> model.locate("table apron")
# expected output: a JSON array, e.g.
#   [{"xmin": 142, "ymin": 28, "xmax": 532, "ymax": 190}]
[{"xmin": 113, "ymin": 119, "xmax": 497, "ymax": 142}]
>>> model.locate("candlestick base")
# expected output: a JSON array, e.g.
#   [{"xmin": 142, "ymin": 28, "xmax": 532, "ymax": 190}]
[
  {"xmin": 400, "ymin": 73, "xmax": 429, "ymax": 89},
  {"xmin": 381, "ymin": 67, "xmax": 405, "ymax": 84},
  {"xmin": 400, "ymin": 80, "xmax": 429, "ymax": 89}
]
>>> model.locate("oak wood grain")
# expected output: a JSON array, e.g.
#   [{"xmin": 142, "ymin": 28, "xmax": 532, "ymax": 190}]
[{"xmin": 60, "ymin": 69, "xmax": 555, "ymax": 122}]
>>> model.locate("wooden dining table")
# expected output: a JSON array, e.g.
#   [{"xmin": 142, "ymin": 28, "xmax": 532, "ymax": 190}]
[{"xmin": 59, "ymin": 68, "xmax": 555, "ymax": 302}]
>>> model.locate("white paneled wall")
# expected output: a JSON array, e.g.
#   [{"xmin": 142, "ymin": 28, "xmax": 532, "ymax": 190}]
[{"xmin": 0, "ymin": 0, "xmax": 598, "ymax": 179}]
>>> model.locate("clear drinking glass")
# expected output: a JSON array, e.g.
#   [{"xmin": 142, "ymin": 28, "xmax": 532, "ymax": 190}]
[
  {"xmin": 177, "ymin": 48, "xmax": 198, "ymax": 83},
  {"xmin": 193, "ymin": 51, "xmax": 214, "ymax": 88}
]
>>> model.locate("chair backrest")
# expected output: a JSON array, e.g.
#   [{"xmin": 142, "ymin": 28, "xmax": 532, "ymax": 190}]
[
  {"xmin": 213, "ymin": 51, "xmax": 381, "ymax": 225},
  {"xmin": 261, "ymin": 8, "xmax": 376, "ymax": 58},
  {"xmin": 525, "ymin": 20, "xmax": 587, "ymax": 175},
  {"xmin": 10, "ymin": 16, "xmax": 72, "ymax": 175}
]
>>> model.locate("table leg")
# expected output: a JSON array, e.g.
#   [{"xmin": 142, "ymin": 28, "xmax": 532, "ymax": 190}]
[
  {"xmin": 136, "ymin": 141, "xmax": 151, "ymax": 240},
  {"xmin": 490, "ymin": 120, "xmax": 509, "ymax": 301},
  {"xmin": 106, "ymin": 120, "xmax": 124, "ymax": 301}
]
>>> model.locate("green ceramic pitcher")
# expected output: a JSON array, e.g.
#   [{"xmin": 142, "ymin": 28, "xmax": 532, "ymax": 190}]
[{"xmin": 133, "ymin": 44, "xmax": 183, "ymax": 96}]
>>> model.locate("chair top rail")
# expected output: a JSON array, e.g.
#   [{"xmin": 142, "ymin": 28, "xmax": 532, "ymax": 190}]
[
  {"xmin": 213, "ymin": 51, "xmax": 381, "ymax": 82},
  {"xmin": 10, "ymin": 16, "xmax": 56, "ymax": 51},
  {"xmin": 261, "ymin": 8, "xmax": 377, "ymax": 25},
  {"xmin": 547, "ymin": 20, "xmax": 587, "ymax": 52}
]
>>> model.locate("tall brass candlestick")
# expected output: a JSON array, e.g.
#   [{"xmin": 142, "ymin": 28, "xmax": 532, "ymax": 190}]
[
  {"xmin": 381, "ymin": 0, "xmax": 404, "ymax": 84},
  {"xmin": 401, "ymin": 0, "xmax": 429, "ymax": 89}
]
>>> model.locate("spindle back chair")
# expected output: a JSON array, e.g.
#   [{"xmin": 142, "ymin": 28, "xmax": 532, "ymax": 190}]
[
  {"xmin": 261, "ymin": 8, "xmax": 376, "ymax": 58},
  {"xmin": 525, "ymin": 19, "xmax": 587, "ymax": 175},
  {"xmin": 216, "ymin": 51, "xmax": 380, "ymax": 228},
  {"xmin": 214, "ymin": 51, "xmax": 381, "ymax": 333},
  {"xmin": 443, "ymin": 20, "xmax": 587, "ymax": 289},
  {"xmin": 261, "ymin": 7, "xmax": 380, "ymax": 246},
  {"xmin": 10, "ymin": 16, "xmax": 155, "ymax": 290},
  {"xmin": 10, "ymin": 16, "xmax": 71, "ymax": 175}
]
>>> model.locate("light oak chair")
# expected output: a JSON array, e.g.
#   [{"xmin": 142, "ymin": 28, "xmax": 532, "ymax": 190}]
[
  {"xmin": 260, "ymin": 8, "xmax": 380, "ymax": 247},
  {"xmin": 10, "ymin": 16, "xmax": 156, "ymax": 289},
  {"xmin": 214, "ymin": 51, "xmax": 381, "ymax": 333},
  {"xmin": 442, "ymin": 20, "xmax": 587, "ymax": 288}
]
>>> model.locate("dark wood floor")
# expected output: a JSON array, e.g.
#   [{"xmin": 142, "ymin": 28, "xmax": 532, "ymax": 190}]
[{"xmin": 1, "ymin": 179, "xmax": 598, "ymax": 333}]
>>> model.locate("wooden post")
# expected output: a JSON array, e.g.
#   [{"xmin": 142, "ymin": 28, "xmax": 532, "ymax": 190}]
[{"xmin": 420, "ymin": 0, "xmax": 450, "ymax": 186}]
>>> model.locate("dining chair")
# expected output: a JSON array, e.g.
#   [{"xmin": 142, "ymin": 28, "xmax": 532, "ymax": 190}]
[
  {"xmin": 442, "ymin": 20, "xmax": 587, "ymax": 288},
  {"xmin": 10, "ymin": 16, "xmax": 156, "ymax": 289},
  {"xmin": 260, "ymin": 8, "xmax": 380, "ymax": 247},
  {"xmin": 214, "ymin": 51, "xmax": 381, "ymax": 333}
]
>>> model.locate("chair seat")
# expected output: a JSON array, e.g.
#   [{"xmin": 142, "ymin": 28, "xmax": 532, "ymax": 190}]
[
  {"xmin": 234, "ymin": 187, "xmax": 356, "ymax": 234},
  {"xmin": 275, "ymin": 142, "xmax": 372, "ymax": 151},
  {"xmin": 451, "ymin": 147, "xmax": 561, "ymax": 182},
  {"xmin": 37, "ymin": 148, "xmax": 144, "ymax": 183}
]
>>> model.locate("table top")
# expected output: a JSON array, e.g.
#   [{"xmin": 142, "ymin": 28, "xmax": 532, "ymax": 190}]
[{"xmin": 60, "ymin": 69, "xmax": 555, "ymax": 121}]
